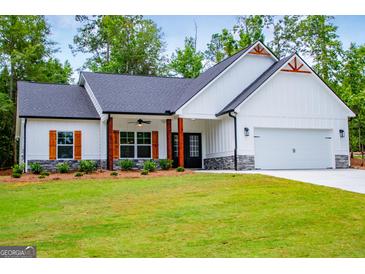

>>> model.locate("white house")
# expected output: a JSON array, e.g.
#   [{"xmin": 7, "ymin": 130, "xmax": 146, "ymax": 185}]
[{"xmin": 17, "ymin": 41, "xmax": 355, "ymax": 171}]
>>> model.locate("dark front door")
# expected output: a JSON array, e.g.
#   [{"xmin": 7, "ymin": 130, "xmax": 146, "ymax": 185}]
[{"xmin": 172, "ymin": 133, "xmax": 202, "ymax": 168}]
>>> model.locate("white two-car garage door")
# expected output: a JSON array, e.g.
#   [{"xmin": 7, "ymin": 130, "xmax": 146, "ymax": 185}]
[{"xmin": 254, "ymin": 128, "xmax": 332, "ymax": 169}]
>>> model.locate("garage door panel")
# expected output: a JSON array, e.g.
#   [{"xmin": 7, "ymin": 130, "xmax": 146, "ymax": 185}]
[{"xmin": 254, "ymin": 128, "xmax": 332, "ymax": 169}]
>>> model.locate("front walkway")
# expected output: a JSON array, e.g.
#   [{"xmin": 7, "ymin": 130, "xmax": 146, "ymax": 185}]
[{"xmin": 197, "ymin": 169, "xmax": 365, "ymax": 194}]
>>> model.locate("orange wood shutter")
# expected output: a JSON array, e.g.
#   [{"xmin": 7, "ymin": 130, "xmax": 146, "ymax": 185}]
[
  {"xmin": 49, "ymin": 130, "xmax": 57, "ymax": 160},
  {"xmin": 74, "ymin": 130, "xmax": 82, "ymax": 160},
  {"xmin": 152, "ymin": 131, "xmax": 159, "ymax": 159},
  {"xmin": 113, "ymin": 130, "xmax": 120, "ymax": 159}
]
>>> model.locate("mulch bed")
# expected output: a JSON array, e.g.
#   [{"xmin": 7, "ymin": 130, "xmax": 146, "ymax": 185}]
[
  {"xmin": 351, "ymin": 158, "xmax": 365, "ymax": 170},
  {"xmin": 0, "ymin": 169, "xmax": 12, "ymax": 176},
  {"xmin": 0, "ymin": 169, "xmax": 193, "ymax": 183}
]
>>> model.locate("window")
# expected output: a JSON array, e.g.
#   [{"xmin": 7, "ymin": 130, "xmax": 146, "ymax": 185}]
[
  {"xmin": 120, "ymin": 132, "xmax": 135, "ymax": 158},
  {"xmin": 137, "ymin": 132, "xmax": 151, "ymax": 158},
  {"xmin": 189, "ymin": 135, "xmax": 199, "ymax": 157},
  {"xmin": 173, "ymin": 134, "xmax": 178, "ymax": 157},
  {"xmin": 120, "ymin": 132, "xmax": 152, "ymax": 159},
  {"xmin": 57, "ymin": 131, "xmax": 73, "ymax": 159}
]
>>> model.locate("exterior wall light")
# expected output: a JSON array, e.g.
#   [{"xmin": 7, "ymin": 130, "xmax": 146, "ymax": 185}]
[
  {"xmin": 244, "ymin": 127, "xmax": 249, "ymax": 136},
  {"xmin": 339, "ymin": 129, "xmax": 345, "ymax": 138}
]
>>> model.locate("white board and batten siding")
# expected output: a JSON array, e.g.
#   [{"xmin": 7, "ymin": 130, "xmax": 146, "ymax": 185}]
[
  {"xmin": 26, "ymin": 119, "xmax": 102, "ymax": 161},
  {"xmin": 236, "ymin": 71, "xmax": 352, "ymax": 169},
  {"xmin": 178, "ymin": 54, "xmax": 275, "ymax": 118}
]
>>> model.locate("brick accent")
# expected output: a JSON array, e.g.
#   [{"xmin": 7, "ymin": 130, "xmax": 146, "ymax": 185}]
[
  {"xmin": 113, "ymin": 159, "xmax": 161, "ymax": 170},
  {"xmin": 335, "ymin": 155, "xmax": 349, "ymax": 169},
  {"xmin": 204, "ymin": 155, "xmax": 255, "ymax": 170},
  {"xmin": 27, "ymin": 160, "xmax": 106, "ymax": 172}
]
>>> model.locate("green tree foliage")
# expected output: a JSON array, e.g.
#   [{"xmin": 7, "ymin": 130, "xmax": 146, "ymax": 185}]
[
  {"xmin": 169, "ymin": 37, "xmax": 204, "ymax": 78},
  {"xmin": 269, "ymin": 16, "xmax": 303, "ymax": 58},
  {"xmin": 72, "ymin": 15, "xmax": 166, "ymax": 75},
  {"xmin": 299, "ymin": 16, "xmax": 343, "ymax": 85},
  {"xmin": 0, "ymin": 15, "xmax": 72, "ymax": 167},
  {"xmin": 234, "ymin": 15, "xmax": 272, "ymax": 49},
  {"xmin": 337, "ymin": 44, "xmax": 365, "ymax": 152},
  {"xmin": 0, "ymin": 93, "xmax": 14, "ymax": 168},
  {"xmin": 205, "ymin": 29, "xmax": 237, "ymax": 63}
]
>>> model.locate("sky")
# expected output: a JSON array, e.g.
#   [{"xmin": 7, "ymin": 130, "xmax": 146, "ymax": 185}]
[{"xmin": 46, "ymin": 15, "xmax": 365, "ymax": 82}]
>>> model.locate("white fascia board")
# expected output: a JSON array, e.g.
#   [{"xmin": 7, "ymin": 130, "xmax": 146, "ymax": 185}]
[
  {"xmin": 235, "ymin": 53, "xmax": 356, "ymax": 118},
  {"xmin": 177, "ymin": 41, "xmax": 278, "ymax": 114},
  {"xmin": 177, "ymin": 114, "xmax": 218, "ymax": 120}
]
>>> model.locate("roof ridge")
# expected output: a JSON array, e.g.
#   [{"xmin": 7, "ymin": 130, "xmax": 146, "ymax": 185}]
[
  {"xmin": 18, "ymin": 80, "xmax": 79, "ymax": 86},
  {"xmin": 81, "ymin": 71, "xmax": 191, "ymax": 80}
]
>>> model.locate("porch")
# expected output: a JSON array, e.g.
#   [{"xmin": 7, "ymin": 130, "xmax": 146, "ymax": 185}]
[{"xmin": 106, "ymin": 114, "xmax": 210, "ymax": 170}]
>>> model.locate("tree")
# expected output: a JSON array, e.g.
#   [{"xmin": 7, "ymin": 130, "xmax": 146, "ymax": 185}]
[
  {"xmin": 234, "ymin": 16, "xmax": 273, "ymax": 49},
  {"xmin": 205, "ymin": 29, "xmax": 238, "ymax": 64},
  {"xmin": 169, "ymin": 37, "xmax": 204, "ymax": 78},
  {"xmin": 269, "ymin": 16, "xmax": 303, "ymax": 58},
  {"xmin": 0, "ymin": 93, "xmax": 14, "ymax": 168},
  {"xmin": 299, "ymin": 16, "xmax": 343, "ymax": 85},
  {"xmin": 71, "ymin": 15, "xmax": 166, "ymax": 75},
  {"xmin": 337, "ymin": 44, "xmax": 365, "ymax": 157},
  {"xmin": 0, "ymin": 15, "xmax": 72, "ymax": 167}
]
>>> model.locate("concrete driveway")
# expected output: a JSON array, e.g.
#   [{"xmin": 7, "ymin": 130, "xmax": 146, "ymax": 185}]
[{"xmin": 197, "ymin": 169, "xmax": 365, "ymax": 194}]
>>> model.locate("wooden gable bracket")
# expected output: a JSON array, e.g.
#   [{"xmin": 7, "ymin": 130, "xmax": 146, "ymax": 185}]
[
  {"xmin": 248, "ymin": 44, "xmax": 271, "ymax": 56},
  {"xmin": 281, "ymin": 56, "xmax": 311, "ymax": 74}
]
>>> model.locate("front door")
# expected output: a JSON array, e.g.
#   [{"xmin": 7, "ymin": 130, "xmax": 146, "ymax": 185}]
[{"xmin": 172, "ymin": 133, "xmax": 202, "ymax": 168}]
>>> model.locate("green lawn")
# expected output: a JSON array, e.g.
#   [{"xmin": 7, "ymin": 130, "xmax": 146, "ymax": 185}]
[{"xmin": 1, "ymin": 173, "xmax": 365, "ymax": 257}]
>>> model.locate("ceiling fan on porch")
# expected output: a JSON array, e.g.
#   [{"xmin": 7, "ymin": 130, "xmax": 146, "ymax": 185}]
[{"xmin": 128, "ymin": 119, "xmax": 151, "ymax": 127}]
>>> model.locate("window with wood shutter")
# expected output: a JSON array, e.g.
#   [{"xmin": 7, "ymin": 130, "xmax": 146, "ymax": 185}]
[
  {"xmin": 49, "ymin": 130, "xmax": 56, "ymax": 160},
  {"xmin": 113, "ymin": 130, "xmax": 120, "ymax": 159},
  {"xmin": 74, "ymin": 130, "xmax": 82, "ymax": 160},
  {"xmin": 152, "ymin": 131, "xmax": 159, "ymax": 159}
]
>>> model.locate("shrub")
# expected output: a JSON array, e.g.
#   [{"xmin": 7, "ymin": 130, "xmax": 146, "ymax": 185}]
[
  {"xmin": 12, "ymin": 163, "xmax": 25, "ymax": 174},
  {"xmin": 56, "ymin": 162, "xmax": 70, "ymax": 173},
  {"xmin": 110, "ymin": 171, "xmax": 118, "ymax": 176},
  {"xmin": 141, "ymin": 169, "xmax": 149, "ymax": 175},
  {"xmin": 38, "ymin": 174, "xmax": 46, "ymax": 179},
  {"xmin": 118, "ymin": 159, "xmax": 134, "ymax": 170},
  {"xmin": 12, "ymin": 172, "xmax": 22, "ymax": 178},
  {"xmin": 29, "ymin": 162, "xmax": 43, "ymax": 174},
  {"xmin": 79, "ymin": 160, "xmax": 97, "ymax": 173},
  {"xmin": 74, "ymin": 172, "xmax": 83, "ymax": 177},
  {"xmin": 40, "ymin": 171, "xmax": 50, "ymax": 176},
  {"xmin": 176, "ymin": 166, "xmax": 185, "ymax": 172},
  {"xmin": 159, "ymin": 159, "xmax": 173, "ymax": 170},
  {"xmin": 143, "ymin": 160, "xmax": 157, "ymax": 172}
]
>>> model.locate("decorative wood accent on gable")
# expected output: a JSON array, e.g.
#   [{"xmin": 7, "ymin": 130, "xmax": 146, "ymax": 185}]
[
  {"xmin": 248, "ymin": 44, "xmax": 271, "ymax": 56},
  {"xmin": 281, "ymin": 57, "xmax": 311, "ymax": 74}
]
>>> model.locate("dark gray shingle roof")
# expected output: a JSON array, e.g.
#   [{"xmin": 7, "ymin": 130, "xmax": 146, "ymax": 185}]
[
  {"xmin": 216, "ymin": 54, "xmax": 294, "ymax": 116},
  {"xmin": 81, "ymin": 72, "xmax": 193, "ymax": 114},
  {"xmin": 81, "ymin": 43, "xmax": 255, "ymax": 114},
  {"xmin": 18, "ymin": 81, "xmax": 100, "ymax": 119}
]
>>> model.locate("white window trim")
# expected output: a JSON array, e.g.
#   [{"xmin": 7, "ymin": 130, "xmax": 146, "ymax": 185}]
[
  {"xmin": 56, "ymin": 131, "xmax": 74, "ymax": 160},
  {"xmin": 120, "ymin": 131, "xmax": 152, "ymax": 159}
]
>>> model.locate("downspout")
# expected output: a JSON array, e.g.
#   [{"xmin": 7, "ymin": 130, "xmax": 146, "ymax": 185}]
[
  {"xmin": 23, "ymin": 118, "xmax": 27, "ymax": 173},
  {"xmin": 228, "ymin": 112, "xmax": 238, "ymax": 171}
]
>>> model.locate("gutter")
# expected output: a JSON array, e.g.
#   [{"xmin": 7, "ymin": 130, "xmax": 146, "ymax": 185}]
[{"xmin": 228, "ymin": 112, "xmax": 238, "ymax": 171}]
